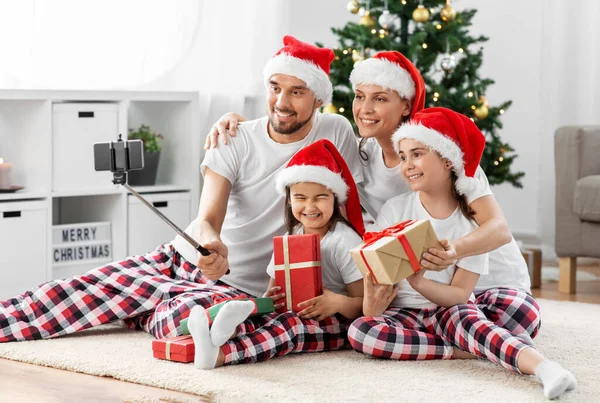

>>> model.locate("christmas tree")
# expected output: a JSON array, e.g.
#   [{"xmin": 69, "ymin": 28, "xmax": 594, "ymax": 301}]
[{"xmin": 321, "ymin": 0, "xmax": 524, "ymax": 187}]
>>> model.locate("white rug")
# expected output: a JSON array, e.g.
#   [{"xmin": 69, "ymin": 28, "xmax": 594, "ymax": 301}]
[{"xmin": 0, "ymin": 299, "xmax": 597, "ymax": 403}]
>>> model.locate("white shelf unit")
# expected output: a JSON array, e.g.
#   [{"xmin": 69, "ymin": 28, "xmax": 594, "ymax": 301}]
[{"xmin": 0, "ymin": 90, "xmax": 203, "ymax": 300}]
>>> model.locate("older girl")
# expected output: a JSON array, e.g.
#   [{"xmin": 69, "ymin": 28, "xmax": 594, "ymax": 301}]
[{"xmin": 348, "ymin": 108, "xmax": 575, "ymax": 400}]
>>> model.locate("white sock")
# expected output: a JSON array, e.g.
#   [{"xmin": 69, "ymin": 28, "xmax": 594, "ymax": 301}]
[
  {"xmin": 535, "ymin": 359, "xmax": 577, "ymax": 399},
  {"xmin": 210, "ymin": 300, "xmax": 256, "ymax": 346},
  {"xmin": 187, "ymin": 305, "xmax": 219, "ymax": 370}
]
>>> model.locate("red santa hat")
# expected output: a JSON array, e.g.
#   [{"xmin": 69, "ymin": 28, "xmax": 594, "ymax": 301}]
[
  {"xmin": 263, "ymin": 35, "xmax": 334, "ymax": 105},
  {"xmin": 275, "ymin": 139, "xmax": 365, "ymax": 236},
  {"xmin": 349, "ymin": 51, "xmax": 425, "ymax": 118},
  {"xmin": 392, "ymin": 107, "xmax": 486, "ymax": 195}
]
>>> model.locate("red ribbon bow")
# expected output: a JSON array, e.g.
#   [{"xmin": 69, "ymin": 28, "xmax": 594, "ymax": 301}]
[{"xmin": 359, "ymin": 220, "xmax": 421, "ymax": 284}]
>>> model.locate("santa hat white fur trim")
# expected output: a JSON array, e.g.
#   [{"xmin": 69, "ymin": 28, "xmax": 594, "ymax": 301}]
[
  {"xmin": 263, "ymin": 54, "xmax": 333, "ymax": 105},
  {"xmin": 392, "ymin": 122, "xmax": 467, "ymax": 185},
  {"xmin": 455, "ymin": 175, "xmax": 482, "ymax": 197},
  {"xmin": 276, "ymin": 165, "xmax": 349, "ymax": 202},
  {"xmin": 350, "ymin": 57, "xmax": 416, "ymax": 99}
]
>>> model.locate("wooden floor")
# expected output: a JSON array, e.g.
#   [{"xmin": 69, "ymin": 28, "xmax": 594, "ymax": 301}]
[{"xmin": 1, "ymin": 259, "xmax": 599, "ymax": 402}]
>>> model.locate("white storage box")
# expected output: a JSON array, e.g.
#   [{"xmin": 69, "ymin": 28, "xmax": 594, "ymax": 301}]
[
  {"xmin": 0, "ymin": 200, "xmax": 48, "ymax": 299},
  {"xmin": 128, "ymin": 192, "xmax": 191, "ymax": 256},
  {"xmin": 52, "ymin": 103, "xmax": 119, "ymax": 191}
]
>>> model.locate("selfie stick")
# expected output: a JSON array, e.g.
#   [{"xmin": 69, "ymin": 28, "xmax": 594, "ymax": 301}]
[
  {"xmin": 122, "ymin": 183, "xmax": 210, "ymax": 257},
  {"xmin": 107, "ymin": 135, "xmax": 211, "ymax": 257}
]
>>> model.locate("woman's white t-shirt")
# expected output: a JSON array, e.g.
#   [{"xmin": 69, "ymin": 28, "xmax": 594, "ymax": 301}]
[
  {"xmin": 358, "ymin": 138, "xmax": 410, "ymax": 224},
  {"xmin": 266, "ymin": 222, "xmax": 363, "ymax": 296},
  {"xmin": 376, "ymin": 192, "xmax": 489, "ymax": 309}
]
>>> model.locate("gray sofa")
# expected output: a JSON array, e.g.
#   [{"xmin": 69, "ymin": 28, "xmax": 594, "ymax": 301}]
[{"xmin": 555, "ymin": 126, "xmax": 600, "ymax": 293}]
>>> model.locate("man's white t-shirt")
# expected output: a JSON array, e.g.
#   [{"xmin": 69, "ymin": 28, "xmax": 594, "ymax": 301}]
[
  {"xmin": 376, "ymin": 192, "xmax": 489, "ymax": 309},
  {"xmin": 171, "ymin": 112, "xmax": 363, "ymax": 297},
  {"xmin": 359, "ymin": 135, "xmax": 492, "ymax": 223},
  {"xmin": 266, "ymin": 222, "xmax": 363, "ymax": 296}
]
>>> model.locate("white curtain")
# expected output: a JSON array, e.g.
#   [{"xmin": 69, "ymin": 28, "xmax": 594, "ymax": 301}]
[{"xmin": 0, "ymin": 0, "xmax": 202, "ymax": 89}]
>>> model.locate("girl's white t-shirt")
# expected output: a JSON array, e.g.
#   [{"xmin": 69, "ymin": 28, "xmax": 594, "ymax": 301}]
[
  {"xmin": 362, "ymin": 138, "xmax": 530, "ymax": 295},
  {"xmin": 359, "ymin": 137, "xmax": 492, "ymax": 223},
  {"xmin": 171, "ymin": 112, "xmax": 363, "ymax": 298},
  {"xmin": 376, "ymin": 192, "xmax": 489, "ymax": 309},
  {"xmin": 266, "ymin": 222, "xmax": 364, "ymax": 296}
]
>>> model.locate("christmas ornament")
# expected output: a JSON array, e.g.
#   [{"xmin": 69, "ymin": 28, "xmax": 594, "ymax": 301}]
[
  {"xmin": 322, "ymin": 103, "xmax": 339, "ymax": 114},
  {"xmin": 347, "ymin": 0, "xmax": 360, "ymax": 14},
  {"xmin": 352, "ymin": 50, "xmax": 365, "ymax": 63},
  {"xmin": 378, "ymin": 10, "xmax": 400, "ymax": 30},
  {"xmin": 359, "ymin": 11, "xmax": 376, "ymax": 27},
  {"xmin": 474, "ymin": 96, "xmax": 489, "ymax": 119},
  {"xmin": 440, "ymin": 1, "xmax": 457, "ymax": 22},
  {"xmin": 412, "ymin": 5, "xmax": 430, "ymax": 23},
  {"xmin": 439, "ymin": 54, "xmax": 456, "ymax": 72}
]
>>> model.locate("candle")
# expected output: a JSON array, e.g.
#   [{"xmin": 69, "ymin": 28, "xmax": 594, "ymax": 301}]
[{"xmin": 0, "ymin": 158, "xmax": 12, "ymax": 189}]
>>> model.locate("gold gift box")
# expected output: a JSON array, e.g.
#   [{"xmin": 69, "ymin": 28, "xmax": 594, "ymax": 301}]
[{"xmin": 350, "ymin": 220, "xmax": 443, "ymax": 285}]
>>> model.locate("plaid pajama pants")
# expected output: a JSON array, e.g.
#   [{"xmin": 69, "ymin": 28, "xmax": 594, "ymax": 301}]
[
  {"xmin": 475, "ymin": 287, "xmax": 541, "ymax": 339},
  {"xmin": 0, "ymin": 244, "xmax": 249, "ymax": 342},
  {"xmin": 349, "ymin": 303, "xmax": 529, "ymax": 373},
  {"xmin": 348, "ymin": 307, "xmax": 454, "ymax": 360},
  {"xmin": 221, "ymin": 311, "xmax": 352, "ymax": 365}
]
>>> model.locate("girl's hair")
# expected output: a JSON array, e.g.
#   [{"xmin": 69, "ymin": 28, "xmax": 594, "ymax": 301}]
[
  {"xmin": 284, "ymin": 186, "xmax": 361, "ymax": 236},
  {"xmin": 451, "ymin": 170, "xmax": 475, "ymax": 221},
  {"xmin": 358, "ymin": 105, "xmax": 412, "ymax": 162}
]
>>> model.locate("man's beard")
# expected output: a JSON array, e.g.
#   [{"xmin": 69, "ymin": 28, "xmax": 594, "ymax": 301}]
[{"xmin": 268, "ymin": 103, "xmax": 316, "ymax": 135}]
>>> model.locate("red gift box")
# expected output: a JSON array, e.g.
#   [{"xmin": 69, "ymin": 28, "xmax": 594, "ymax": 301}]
[
  {"xmin": 152, "ymin": 335, "xmax": 195, "ymax": 363},
  {"xmin": 273, "ymin": 234, "xmax": 322, "ymax": 312}
]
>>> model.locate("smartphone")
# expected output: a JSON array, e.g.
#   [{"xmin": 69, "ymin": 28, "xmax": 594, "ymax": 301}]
[{"xmin": 94, "ymin": 138, "xmax": 144, "ymax": 172}]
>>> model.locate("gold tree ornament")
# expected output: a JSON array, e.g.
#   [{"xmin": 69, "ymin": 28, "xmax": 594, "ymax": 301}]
[
  {"xmin": 347, "ymin": 0, "xmax": 360, "ymax": 14},
  {"xmin": 352, "ymin": 50, "xmax": 365, "ymax": 63},
  {"xmin": 474, "ymin": 96, "xmax": 489, "ymax": 119},
  {"xmin": 322, "ymin": 104, "xmax": 339, "ymax": 114},
  {"xmin": 412, "ymin": 5, "xmax": 430, "ymax": 23},
  {"xmin": 359, "ymin": 11, "xmax": 376, "ymax": 27},
  {"xmin": 440, "ymin": 1, "xmax": 457, "ymax": 22}
]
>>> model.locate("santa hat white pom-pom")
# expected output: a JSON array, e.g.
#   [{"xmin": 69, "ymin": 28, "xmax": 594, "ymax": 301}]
[{"xmin": 455, "ymin": 175, "xmax": 483, "ymax": 197}]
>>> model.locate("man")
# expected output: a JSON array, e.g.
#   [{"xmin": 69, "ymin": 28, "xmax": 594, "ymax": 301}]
[
  {"xmin": 0, "ymin": 35, "xmax": 361, "ymax": 342},
  {"xmin": 172, "ymin": 35, "xmax": 362, "ymax": 298}
]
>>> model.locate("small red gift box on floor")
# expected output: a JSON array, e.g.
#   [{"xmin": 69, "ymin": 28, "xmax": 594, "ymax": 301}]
[
  {"xmin": 152, "ymin": 335, "xmax": 194, "ymax": 363},
  {"xmin": 273, "ymin": 234, "xmax": 322, "ymax": 312}
]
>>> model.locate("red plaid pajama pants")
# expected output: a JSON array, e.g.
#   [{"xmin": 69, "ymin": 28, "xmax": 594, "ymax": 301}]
[
  {"xmin": 0, "ymin": 244, "xmax": 249, "ymax": 342},
  {"xmin": 221, "ymin": 311, "xmax": 352, "ymax": 365},
  {"xmin": 347, "ymin": 307, "xmax": 454, "ymax": 361},
  {"xmin": 349, "ymin": 303, "xmax": 529, "ymax": 373},
  {"xmin": 475, "ymin": 287, "xmax": 541, "ymax": 339}
]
